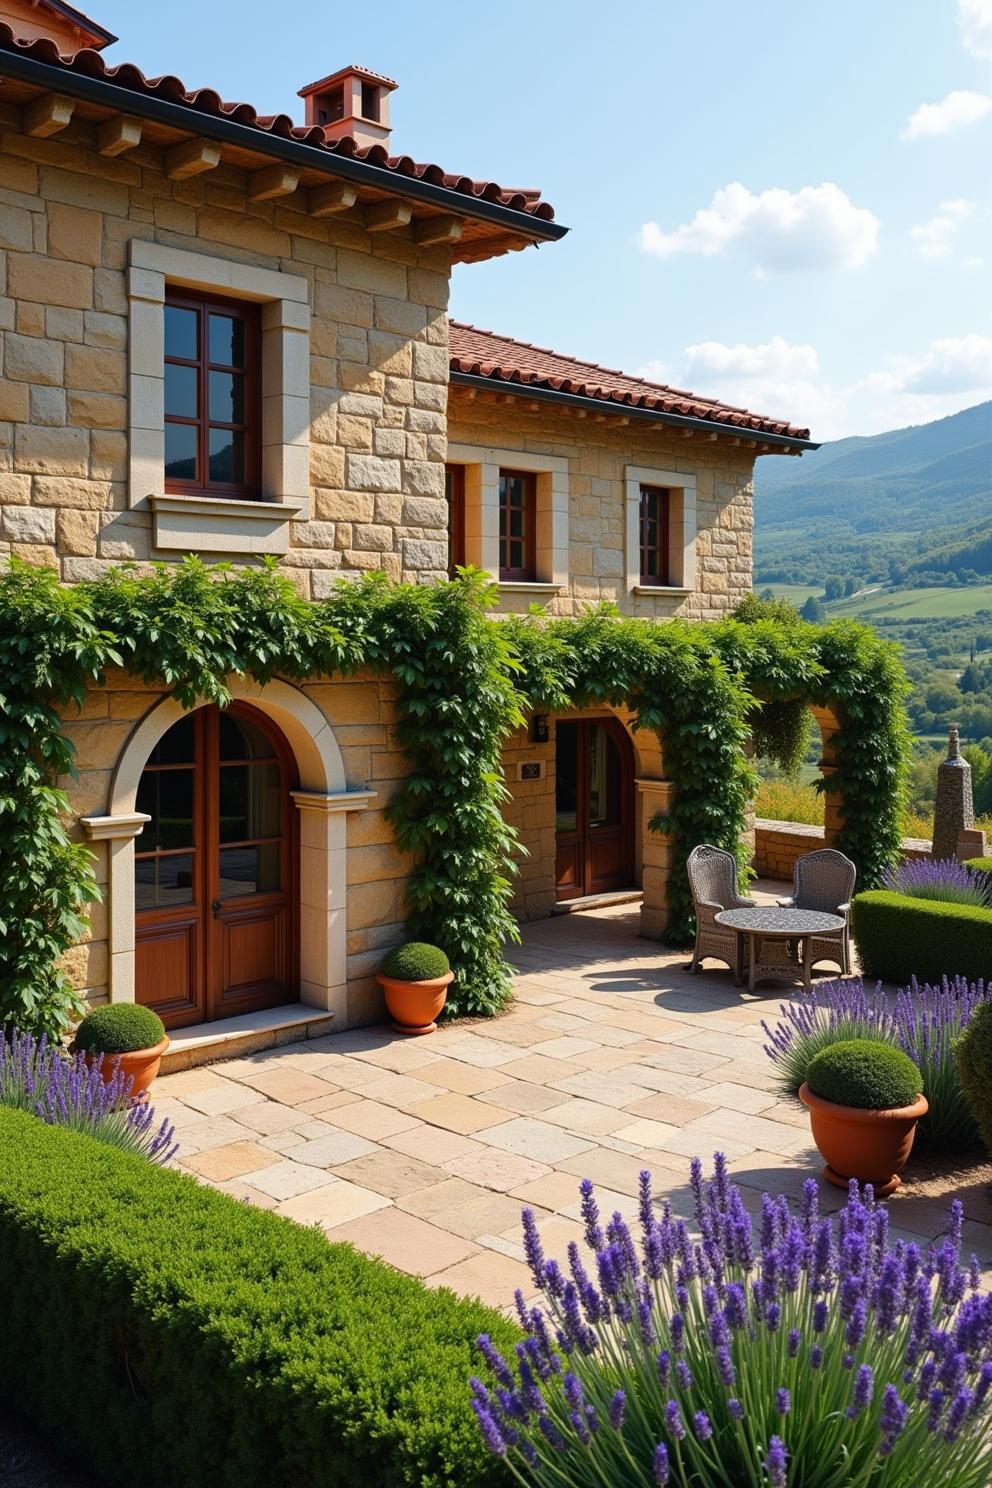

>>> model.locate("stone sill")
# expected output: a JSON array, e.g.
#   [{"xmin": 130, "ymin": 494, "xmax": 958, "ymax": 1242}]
[
  {"xmin": 632, "ymin": 585, "xmax": 692, "ymax": 597},
  {"xmin": 497, "ymin": 581, "xmax": 565, "ymax": 595},
  {"xmin": 150, "ymin": 493, "xmax": 306, "ymax": 556}
]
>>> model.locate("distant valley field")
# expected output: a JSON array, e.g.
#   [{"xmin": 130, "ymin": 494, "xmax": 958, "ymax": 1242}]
[{"xmin": 753, "ymin": 401, "xmax": 992, "ymax": 837}]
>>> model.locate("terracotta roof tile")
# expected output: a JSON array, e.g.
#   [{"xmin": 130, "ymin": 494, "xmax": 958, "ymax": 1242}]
[
  {"xmin": 0, "ymin": 26, "xmax": 556, "ymax": 223},
  {"xmin": 448, "ymin": 322, "xmax": 811, "ymax": 441}
]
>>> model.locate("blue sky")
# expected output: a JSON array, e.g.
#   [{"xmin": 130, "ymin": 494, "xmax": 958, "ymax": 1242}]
[{"xmin": 94, "ymin": 0, "xmax": 991, "ymax": 439}]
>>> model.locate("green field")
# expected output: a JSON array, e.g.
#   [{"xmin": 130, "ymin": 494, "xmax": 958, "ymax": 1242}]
[{"xmin": 764, "ymin": 581, "xmax": 992, "ymax": 623}]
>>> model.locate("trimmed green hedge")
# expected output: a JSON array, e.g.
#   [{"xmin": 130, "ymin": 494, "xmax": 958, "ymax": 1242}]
[
  {"xmin": 0, "ymin": 1108, "xmax": 515, "ymax": 1488},
  {"xmin": 851, "ymin": 890, "xmax": 992, "ymax": 984},
  {"xmin": 964, "ymin": 856, "xmax": 992, "ymax": 875}
]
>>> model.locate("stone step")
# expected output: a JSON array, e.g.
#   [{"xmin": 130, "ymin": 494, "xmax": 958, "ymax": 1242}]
[{"xmin": 160, "ymin": 1005, "xmax": 334, "ymax": 1073}]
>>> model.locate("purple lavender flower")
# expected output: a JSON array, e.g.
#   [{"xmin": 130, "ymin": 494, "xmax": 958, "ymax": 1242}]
[
  {"xmin": 609, "ymin": 1389, "xmax": 626, "ymax": 1430},
  {"xmin": 883, "ymin": 857, "xmax": 992, "ymax": 907},
  {"xmin": 727, "ymin": 1398, "xmax": 745, "ymax": 1421},
  {"xmin": 580, "ymin": 1178, "xmax": 604, "ymax": 1250},
  {"xmin": 652, "ymin": 1443, "xmax": 670, "ymax": 1484},
  {"xmin": 879, "ymin": 1383, "xmax": 909, "ymax": 1453},
  {"xmin": 664, "ymin": 1399, "xmax": 686, "ymax": 1441},
  {"xmin": 775, "ymin": 1387, "xmax": 791, "ymax": 1417},
  {"xmin": 470, "ymin": 1400, "xmax": 506, "ymax": 1457},
  {"xmin": 694, "ymin": 1410, "xmax": 713, "ymax": 1441},
  {"xmin": 846, "ymin": 1364, "xmax": 874, "ymax": 1417},
  {"xmin": 0, "ymin": 1029, "xmax": 177, "ymax": 1163},
  {"xmin": 766, "ymin": 1435, "xmax": 788, "ymax": 1488}
]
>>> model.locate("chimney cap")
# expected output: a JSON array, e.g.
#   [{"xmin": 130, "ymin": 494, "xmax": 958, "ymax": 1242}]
[{"xmin": 298, "ymin": 64, "xmax": 398, "ymax": 100}]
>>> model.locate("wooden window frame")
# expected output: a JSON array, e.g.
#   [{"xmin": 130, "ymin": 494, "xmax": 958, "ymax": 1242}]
[
  {"xmin": 638, "ymin": 484, "xmax": 671, "ymax": 586},
  {"xmin": 498, "ymin": 467, "xmax": 537, "ymax": 582},
  {"xmin": 164, "ymin": 288, "xmax": 262, "ymax": 502},
  {"xmin": 445, "ymin": 463, "xmax": 466, "ymax": 576}
]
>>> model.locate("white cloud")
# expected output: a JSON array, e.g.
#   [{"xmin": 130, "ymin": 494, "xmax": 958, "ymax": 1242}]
[
  {"xmin": 633, "ymin": 334, "xmax": 992, "ymax": 441},
  {"xmin": 903, "ymin": 89, "xmax": 992, "ymax": 137},
  {"xmin": 637, "ymin": 183, "xmax": 880, "ymax": 273},
  {"xmin": 959, "ymin": 0, "xmax": 992, "ymax": 59},
  {"xmin": 682, "ymin": 337, "xmax": 820, "ymax": 381},
  {"xmin": 872, "ymin": 334, "xmax": 992, "ymax": 395},
  {"xmin": 909, "ymin": 198, "xmax": 974, "ymax": 256}
]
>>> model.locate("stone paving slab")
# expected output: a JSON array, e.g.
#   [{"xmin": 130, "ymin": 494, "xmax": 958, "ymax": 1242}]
[{"xmin": 160, "ymin": 898, "xmax": 992, "ymax": 1303}]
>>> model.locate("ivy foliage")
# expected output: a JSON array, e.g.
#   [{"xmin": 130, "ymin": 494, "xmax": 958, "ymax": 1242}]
[{"xmin": 0, "ymin": 559, "xmax": 911, "ymax": 1036}]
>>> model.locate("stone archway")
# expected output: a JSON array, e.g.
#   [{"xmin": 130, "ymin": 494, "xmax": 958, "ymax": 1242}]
[{"xmin": 81, "ymin": 677, "xmax": 375, "ymax": 1024}]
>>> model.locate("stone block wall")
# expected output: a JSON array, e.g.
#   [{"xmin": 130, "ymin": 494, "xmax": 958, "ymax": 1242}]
[
  {"xmin": 0, "ymin": 103, "xmax": 452, "ymax": 588},
  {"xmin": 447, "ymin": 398, "xmax": 759, "ymax": 618},
  {"xmin": 57, "ymin": 670, "xmax": 414, "ymax": 1027}
]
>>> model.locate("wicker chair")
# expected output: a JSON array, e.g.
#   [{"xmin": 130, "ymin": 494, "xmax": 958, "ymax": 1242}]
[
  {"xmin": 777, "ymin": 848, "xmax": 856, "ymax": 974},
  {"xmin": 687, "ymin": 844, "xmax": 755, "ymax": 975}
]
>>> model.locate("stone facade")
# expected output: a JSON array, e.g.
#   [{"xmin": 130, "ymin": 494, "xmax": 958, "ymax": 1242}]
[
  {"xmin": 0, "ymin": 101, "xmax": 452, "ymax": 589},
  {"xmin": 447, "ymin": 395, "xmax": 757, "ymax": 618}
]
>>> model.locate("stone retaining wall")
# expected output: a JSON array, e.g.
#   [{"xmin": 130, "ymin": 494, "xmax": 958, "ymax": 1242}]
[{"xmin": 753, "ymin": 817, "xmax": 931, "ymax": 880}]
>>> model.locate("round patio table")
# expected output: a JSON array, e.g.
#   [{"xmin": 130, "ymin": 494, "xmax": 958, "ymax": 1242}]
[{"xmin": 714, "ymin": 907, "xmax": 846, "ymax": 993}]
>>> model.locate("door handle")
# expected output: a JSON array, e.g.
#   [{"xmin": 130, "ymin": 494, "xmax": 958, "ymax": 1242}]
[{"xmin": 211, "ymin": 899, "xmax": 222, "ymax": 919}]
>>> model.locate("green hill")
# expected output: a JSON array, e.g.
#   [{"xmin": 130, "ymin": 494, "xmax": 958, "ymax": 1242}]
[{"xmin": 755, "ymin": 402, "xmax": 992, "ymax": 585}]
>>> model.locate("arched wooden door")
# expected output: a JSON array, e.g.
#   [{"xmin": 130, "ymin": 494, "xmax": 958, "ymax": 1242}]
[
  {"xmin": 555, "ymin": 716, "xmax": 635, "ymax": 901},
  {"xmin": 134, "ymin": 704, "xmax": 298, "ymax": 1028}
]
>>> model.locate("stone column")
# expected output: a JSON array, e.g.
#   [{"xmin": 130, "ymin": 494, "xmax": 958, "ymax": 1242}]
[
  {"xmin": 637, "ymin": 778, "xmax": 675, "ymax": 939},
  {"xmin": 79, "ymin": 811, "xmax": 152, "ymax": 1004},
  {"xmin": 932, "ymin": 726, "xmax": 974, "ymax": 860},
  {"xmin": 291, "ymin": 788, "xmax": 376, "ymax": 1024}
]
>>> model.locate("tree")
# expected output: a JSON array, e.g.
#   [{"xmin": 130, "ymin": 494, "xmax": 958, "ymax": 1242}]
[
  {"xmin": 824, "ymin": 577, "xmax": 844, "ymax": 602},
  {"xmin": 800, "ymin": 596, "xmax": 825, "ymax": 623}
]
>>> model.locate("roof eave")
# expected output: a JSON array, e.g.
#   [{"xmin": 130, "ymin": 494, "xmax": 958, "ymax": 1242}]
[
  {"xmin": 0, "ymin": 46, "xmax": 569, "ymax": 244},
  {"xmin": 449, "ymin": 371, "xmax": 818, "ymax": 451}
]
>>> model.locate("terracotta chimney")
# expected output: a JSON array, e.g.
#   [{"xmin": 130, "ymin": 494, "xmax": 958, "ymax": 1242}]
[{"xmin": 298, "ymin": 66, "xmax": 397, "ymax": 149}]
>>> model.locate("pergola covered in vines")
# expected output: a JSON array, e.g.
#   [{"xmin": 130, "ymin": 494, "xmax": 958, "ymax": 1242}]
[{"xmin": 0, "ymin": 560, "xmax": 911, "ymax": 1034}]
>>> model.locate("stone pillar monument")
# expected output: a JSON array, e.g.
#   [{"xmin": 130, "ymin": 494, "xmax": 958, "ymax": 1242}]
[{"xmin": 931, "ymin": 725, "xmax": 974, "ymax": 860}]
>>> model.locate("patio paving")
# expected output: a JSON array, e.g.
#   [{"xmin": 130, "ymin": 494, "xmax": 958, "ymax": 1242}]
[{"xmin": 157, "ymin": 897, "xmax": 992, "ymax": 1307}]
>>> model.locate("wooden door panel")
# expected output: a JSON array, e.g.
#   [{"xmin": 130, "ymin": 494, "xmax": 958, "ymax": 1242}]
[
  {"xmin": 135, "ymin": 919, "xmax": 202, "ymax": 1028},
  {"xmin": 588, "ymin": 830, "xmax": 628, "ymax": 892},
  {"xmin": 555, "ymin": 840, "xmax": 583, "ymax": 899}
]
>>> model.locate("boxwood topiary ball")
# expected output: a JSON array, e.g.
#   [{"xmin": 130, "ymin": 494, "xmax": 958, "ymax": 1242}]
[
  {"xmin": 73, "ymin": 1003, "xmax": 166, "ymax": 1055},
  {"xmin": 379, "ymin": 942, "xmax": 450, "ymax": 982},
  {"xmin": 806, "ymin": 1038, "xmax": 922, "ymax": 1111}
]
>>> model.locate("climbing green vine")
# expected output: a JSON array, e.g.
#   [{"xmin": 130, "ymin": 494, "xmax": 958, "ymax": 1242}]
[{"xmin": 0, "ymin": 559, "xmax": 911, "ymax": 1037}]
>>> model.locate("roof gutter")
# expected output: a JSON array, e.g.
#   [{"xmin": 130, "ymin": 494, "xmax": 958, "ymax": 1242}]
[
  {"xmin": 450, "ymin": 371, "xmax": 818, "ymax": 450},
  {"xmin": 0, "ymin": 46, "xmax": 569, "ymax": 243}
]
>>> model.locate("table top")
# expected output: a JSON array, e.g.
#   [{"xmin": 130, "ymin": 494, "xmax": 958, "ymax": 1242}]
[{"xmin": 714, "ymin": 907, "xmax": 846, "ymax": 935}]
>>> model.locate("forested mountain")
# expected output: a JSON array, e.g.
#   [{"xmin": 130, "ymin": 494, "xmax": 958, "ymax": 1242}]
[{"xmin": 755, "ymin": 402, "xmax": 991, "ymax": 585}]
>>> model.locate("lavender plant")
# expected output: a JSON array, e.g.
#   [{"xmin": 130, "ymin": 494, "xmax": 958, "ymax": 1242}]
[
  {"xmin": 882, "ymin": 858, "xmax": 992, "ymax": 908},
  {"xmin": 762, "ymin": 976, "xmax": 990, "ymax": 1150},
  {"xmin": 471, "ymin": 1158, "xmax": 992, "ymax": 1487},
  {"xmin": 0, "ymin": 1028, "xmax": 177, "ymax": 1164}
]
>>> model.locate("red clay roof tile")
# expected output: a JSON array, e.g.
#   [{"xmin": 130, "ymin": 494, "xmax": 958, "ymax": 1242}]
[
  {"xmin": 448, "ymin": 322, "xmax": 811, "ymax": 441},
  {"xmin": 0, "ymin": 26, "xmax": 556, "ymax": 223}
]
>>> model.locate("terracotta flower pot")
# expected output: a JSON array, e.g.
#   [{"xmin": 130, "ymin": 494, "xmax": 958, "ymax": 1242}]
[
  {"xmin": 376, "ymin": 971, "xmax": 453, "ymax": 1035},
  {"xmin": 799, "ymin": 1082, "xmax": 928, "ymax": 1197},
  {"xmin": 92, "ymin": 1037, "xmax": 170, "ymax": 1100}
]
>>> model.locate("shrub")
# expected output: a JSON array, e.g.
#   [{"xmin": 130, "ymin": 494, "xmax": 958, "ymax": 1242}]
[
  {"xmin": 964, "ymin": 856, "xmax": 992, "ymax": 875},
  {"xmin": 956, "ymin": 1000, "xmax": 992, "ymax": 1153},
  {"xmin": 380, "ymin": 942, "xmax": 451, "ymax": 981},
  {"xmin": 851, "ymin": 890, "xmax": 992, "ymax": 984},
  {"xmin": 0, "ymin": 1029, "xmax": 175, "ymax": 1162},
  {"xmin": 472, "ymin": 1159, "xmax": 992, "ymax": 1486},
  {"xmin": 882, "ymin": 856, "xmax": 992, "ymax": 907},
  {"xmin": 763, "ymin": 974, "xmax": 990, "ymax": 1149},
  {"xmin": 805, "ymin": 1038, "xmax": 922, "ymax": 1109},
  {"xmin": 0, "ymin": 1107, "xmax": 514, "ymax": 1488},
  {"xmin": 72, "ymin": 1002, "xmax": 166, "ymax": 1055}
]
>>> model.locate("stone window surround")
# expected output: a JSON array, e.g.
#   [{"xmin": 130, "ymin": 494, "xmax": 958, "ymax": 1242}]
[
  {"xmin": 624, "ymin": 464, "xmax": 697, "ymax": 596},
  {"xmin": 446, "ymin": 441, "xmax": 568, "ymax": 592},
  {"xmin": 127, "ymin": 241, "xmax": 311, "ymax": 556},
  {"xmin": 80, "ymin": 677, "xmax": 374, "ymax": 1027}
]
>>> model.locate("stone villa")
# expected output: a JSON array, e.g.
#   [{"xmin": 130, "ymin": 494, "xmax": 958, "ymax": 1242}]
[{"xmin": 0, "ymin": 1, "xmax": 814, "ymax": 1046}]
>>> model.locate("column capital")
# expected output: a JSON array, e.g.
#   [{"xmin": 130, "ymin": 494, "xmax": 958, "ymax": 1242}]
[
  {"xmin": 290, "ymin": 789, "xmax": 377, "ymax": 815},
  {"xmin": 80, "ymin": 812, "xmax": 151, "ymax": 842}
]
